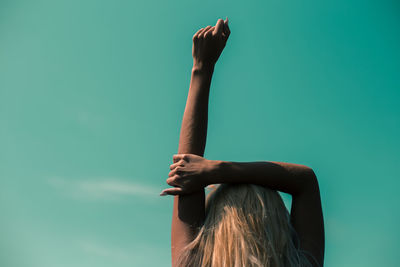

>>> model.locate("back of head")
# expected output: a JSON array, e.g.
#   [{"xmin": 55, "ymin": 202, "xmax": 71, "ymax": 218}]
[{"xmin": 175, "ymin": 183, "xmax": 312, "ymax": 267}]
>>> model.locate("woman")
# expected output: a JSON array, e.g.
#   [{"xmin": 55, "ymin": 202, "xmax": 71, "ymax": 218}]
[{"xmin": 160, "ymin": 18, "xmax": 325, "ymax": 267}]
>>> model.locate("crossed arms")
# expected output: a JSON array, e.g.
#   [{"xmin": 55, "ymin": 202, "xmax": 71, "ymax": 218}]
[{"xmin": 161, "ymin": 18, "xmax": 324, "ymax": 267}]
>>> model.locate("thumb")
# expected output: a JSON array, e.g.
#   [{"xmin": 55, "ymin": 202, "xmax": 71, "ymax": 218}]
[
  {"xmin": 160, "ymin": 187, "xmax": 185, "ymax": 196},
  {"xmin": 223, "ymin": 18, "xmax": 230, "ymax": 39}
]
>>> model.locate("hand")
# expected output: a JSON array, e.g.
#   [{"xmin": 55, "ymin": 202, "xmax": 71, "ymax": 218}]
[
  {"xmin": 192, "ymin": 17, "xmax": 231, "ymax": 69},
  {"xmin": 160, "ymin": 154, "xmax": 217, "ymax": 196}
]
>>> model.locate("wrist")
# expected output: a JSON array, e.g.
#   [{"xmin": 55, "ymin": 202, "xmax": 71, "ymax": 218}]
[
  {"xmin": 205, "ymin": 160, "xmax": 225, "ymax": 185},
  {"xmin": 192, "ymin": 61, "xmax": 215, "ymax": 74}
]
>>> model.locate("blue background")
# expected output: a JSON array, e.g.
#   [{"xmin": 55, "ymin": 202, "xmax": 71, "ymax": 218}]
[{"xmin": 1, "ymin": 0, "xmax": 399, "ymax": 266}]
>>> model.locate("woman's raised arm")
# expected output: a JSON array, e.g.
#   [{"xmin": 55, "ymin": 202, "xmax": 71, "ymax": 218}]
[{"xmin": 166, "ymin": 18, "xmax": 230, "ymax": 267}]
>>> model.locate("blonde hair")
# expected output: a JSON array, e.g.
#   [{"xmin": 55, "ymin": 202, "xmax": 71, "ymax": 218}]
[{"xmin": 175, "ymin": 183, "xmax": 313, "ymax": 267}]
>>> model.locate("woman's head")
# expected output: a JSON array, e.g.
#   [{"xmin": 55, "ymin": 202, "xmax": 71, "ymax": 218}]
[{"xmin": 176, "ymin": 183, "xmax": 312, "ymax": 267}]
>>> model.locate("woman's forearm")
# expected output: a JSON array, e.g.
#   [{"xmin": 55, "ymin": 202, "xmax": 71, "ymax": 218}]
[
  {"xmin": 172, "ymin": 64, "xmax": 214, "ymax": 229},
  {"xmin": 178, "ymin": 65, "xmax": 214, "ymax": 155},
  {"xmin": 211, "ymin": 160, "xmax": 319, "ymax": 196}
]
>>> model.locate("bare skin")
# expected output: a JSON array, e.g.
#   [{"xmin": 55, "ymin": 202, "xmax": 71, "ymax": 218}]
[{"xmin": 161, "ymin": 17, "xmax": 324, "ymax": 267}]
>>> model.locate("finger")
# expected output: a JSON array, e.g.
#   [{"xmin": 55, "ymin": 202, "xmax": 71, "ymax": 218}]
[
  {"xmin": 193, "ymin": 27, "xmax": 204, "ymax": 40},
  {"xmin": 170, "ymin": 161, "xmax": 183, "ymax": 170},
  {"xmin": 199, "ymin": 26, "xmax": 211, "ymax": 39},
  {"xmin": 160, "ymin": 187, "xmax": 185, "ymax": 196},
  {"xmin": 166, "ymin": 175, "xmax": 180, "ymax": 186},
  {"xmin": 198, "ymin": 26, "xmax": 212, "ymax": 38},
  {"xmin": 224, "ymin": 23, "xmax": 230, "ymax": 38},
  {"xmin": 173, "ymin": 154, "xmax": 183, "ymax": 163},
  {"xmin": 169, "ymin": 163, "xmax": 177, "ymax": 170},
  {"xmin": 214, "ymin": 19, "xmax": 224, "ymax": 35},
  {"xmin": 173, "ymin": 154, "xmax": 188, "ymax": 163},
  {"xmin": 223, "ymin": 17, "xmax": 230, "ymax": 36},
  {"xmin": 168, "ymin": 167, "xmax": 181, "ymax": 177},
  {"xmin": 204, "ymin": 26, "xmax": 215, "ymax": 38}
]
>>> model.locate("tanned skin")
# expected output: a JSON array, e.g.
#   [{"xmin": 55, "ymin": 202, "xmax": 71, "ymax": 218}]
[{"xmin": 161, "ymin": 18, "xmax": 325, "ymax": 267}]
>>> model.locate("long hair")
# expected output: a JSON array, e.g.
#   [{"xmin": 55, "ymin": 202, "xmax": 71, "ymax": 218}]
[{"xmin": 175, "ymin": 183, "xmax": 314, "ymax": 267}]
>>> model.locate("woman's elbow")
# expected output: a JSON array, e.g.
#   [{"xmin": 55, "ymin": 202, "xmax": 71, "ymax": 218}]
[{"xmin": 300, "ymin": 166, "xmax": 320, "ymax": 193}]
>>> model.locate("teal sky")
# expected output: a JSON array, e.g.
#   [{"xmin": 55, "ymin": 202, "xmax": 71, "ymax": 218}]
[{"xmin": 1, "ymin": 0, "xmax": 399, "ymax": 266}]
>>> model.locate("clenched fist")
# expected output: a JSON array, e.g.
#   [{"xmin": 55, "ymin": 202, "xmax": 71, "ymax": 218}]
[{"xmin": 192, "ymin": 18, "xmax": 231, "ymax": 69}]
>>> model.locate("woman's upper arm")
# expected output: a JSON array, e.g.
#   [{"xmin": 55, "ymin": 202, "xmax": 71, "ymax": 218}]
[
  {"xmin": 290, "ymin": 169, "xmax": 325, "ymax": 266},
  {"xmin": 171, "ymin": 191, "xmax": 205, "ymax": 267}
]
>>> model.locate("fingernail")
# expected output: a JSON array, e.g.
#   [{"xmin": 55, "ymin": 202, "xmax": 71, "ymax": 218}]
[{"xmin": 160, "ymin": 191, "xmax": 167, "ymax": 196}]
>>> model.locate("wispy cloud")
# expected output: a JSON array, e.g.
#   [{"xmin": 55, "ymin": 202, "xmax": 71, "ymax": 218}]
[
  {"xmin": 48, "ymin": 177, "xmax": 160, "ymax": 202},
  {"xmin": 79, "ymin": 240, "xmax": 132, "ymax": 262},
  {"xmin": 77, "ymin": 239, "xmax": 166, "ymax": 266}
]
